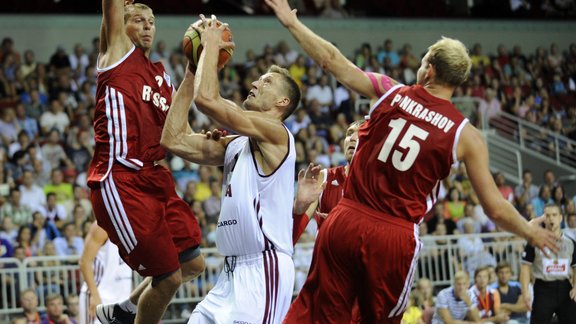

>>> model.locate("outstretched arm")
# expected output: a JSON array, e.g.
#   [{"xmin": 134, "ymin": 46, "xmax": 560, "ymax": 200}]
[
  {"xmin": 459, "ymin": 124, "xmax": 559, "ymax": 254},
  {"xmin": 99, "ymin": 0, "xmax": 134, "ymax": 67},
  {"xmin": 265, "ymin": 0, "xmax": 399, "ymax": 101}
]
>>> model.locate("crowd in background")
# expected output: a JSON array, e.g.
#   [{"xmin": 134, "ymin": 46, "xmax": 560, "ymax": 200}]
[{"xmin": 0, "ymin": 34, "xmax": 576, "ymax": 322}]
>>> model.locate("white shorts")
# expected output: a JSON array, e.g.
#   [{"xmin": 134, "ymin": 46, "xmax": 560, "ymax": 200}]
[{"xmin": 189, "ymin": 250, "xmax": 295, "ymax": 324}]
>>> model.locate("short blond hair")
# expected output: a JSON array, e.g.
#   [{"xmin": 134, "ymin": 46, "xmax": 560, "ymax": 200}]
[
  {"xmin": 124, "ymin": 3, "xmax": 153, "ymax": 23},
  {"xmin": 427, "ymin": 37, "xmax": 471, "ymax": 87}
]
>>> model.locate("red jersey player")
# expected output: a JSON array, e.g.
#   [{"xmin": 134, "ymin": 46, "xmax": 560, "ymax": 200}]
[
  {"xmin": 88, "ymin": 1, "xmax": 205, "ymax": 323},
  {"xmin": 292, "ymin": 120, "xmax": 363, "ymax": 243},
  {"xmin": 266, "ymin": 0, "xmax": 559, "ymax": 323}
]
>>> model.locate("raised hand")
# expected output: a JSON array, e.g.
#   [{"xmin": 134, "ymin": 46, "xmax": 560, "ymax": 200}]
[
  {"xmin": 264, "ymin": 0, "xmax": 299, "ymax": 28},
  {"xmin": 294, "ymin": 163, "xmax": 325, "ymax": 215},
  {"xmin": 195, "ymin": 14, "xmax": 235, "ymax": 51}
]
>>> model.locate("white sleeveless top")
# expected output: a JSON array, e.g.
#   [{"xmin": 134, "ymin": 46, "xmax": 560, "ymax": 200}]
[
  {"xmin": 216, "ymin": 130, "xmax": 295, "ymax": 257},
  {"xmin": 81, "ymin": 239, "xmax": 133, "ymax": 301}
]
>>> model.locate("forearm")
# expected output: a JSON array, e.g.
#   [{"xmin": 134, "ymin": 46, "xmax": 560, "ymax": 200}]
[
  {"xmin": 194, "ymin": 42, "xmax": 222, "ymax": 110},
  {"xmin": 520, "ymin": 264, "xmax": 531, "ymax": 294},
  {"xmin": 161, "ymin": 71, "xmax": 195, "ymax": 145},
  {"xmin": 489, "ymin": 201, "xmax": 532, "ymax": 240}
]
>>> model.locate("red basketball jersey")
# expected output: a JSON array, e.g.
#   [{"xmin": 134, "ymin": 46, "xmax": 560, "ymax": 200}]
[
  {"xmin": 316, "ymin": 165, "xmax": 347, "ymax": 228},
  {"xmin": 344, "ymin": 84, "xmax": 468, "ymax": 224},
  {"xmin": 88, "ymin": 46, "xmax": 174, "ymax": 184}
]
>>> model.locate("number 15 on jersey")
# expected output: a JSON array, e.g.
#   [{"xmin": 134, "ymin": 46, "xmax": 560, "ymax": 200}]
[{"xmin": 377, "ymin": 118, "xmax": 429, "ymax": 171}]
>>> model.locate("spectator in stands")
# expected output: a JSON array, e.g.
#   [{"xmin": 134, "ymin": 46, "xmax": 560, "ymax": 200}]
[
  {"xmin": 478, "ymin": 88, "xmax": 502, "ymax": 127},
  {"xmin": 19, "ymin": 49, "xmax": 37, "ymax": 80},
  {"xmin": 0, "ymin": 235, "xmax": 14, "ymax": 258},
  {"xmin": 306, "ymin": 73, "xmax": 334, "ymax": 113},
  {"xmin": 402, "ymin": 290, "xmax": 424, "ymax": 324},
  {"xmin": 19, "ymin": 170, "xmax": 46, "ymax": 213},
  {"xmin": 41, "ymin": 130, "xmax": 71, "ymax": 170},
  {"xmin": 68, "ymin": 44, "xmax": 89, "ymax": 82},
  {"xmin": 1, "ymin": 188, "xmax": 32, "ymax": 226},
  {"xmin": 495, "ymin": 172, "xmax": 515, "ymax": 203},
  {"xmin": 551, "ymin": 185, "xmax": 568, "ymax": 212},
  {"xmin": 40, "ymin": 100, "xmax": 70, "ymax": 135},
  {"xmin": 274, "ymin": 40, "xmax": 298, "ymax": 67},
  {"xmin": 520, "ymin": 203, "xmax": 576, "ymax": 323},
  {"xmin": 48, "ymin": 46, "xmax": 71, "ymax": 77},
  {"xmin": 427, "ymin": 203, "xmax": 457, "ymax": 235},
  {"xmin": 376, "ymin": 39, "xmax": 400, "ymax": 67},
  {"xmin": 1, "ymin": 109, "xmax": 20, "ymax": 149},
  {"xmin": 565, "ymin": 211, "xmax": 576, "ymax": 241},
  {"xmin": 493, "ymin": 261, "xmax": 529, "ymax": 323},
  {"xmin": 30, "ymin": 211, "xmax": 59, "ymax": 251},
  {"xmin": 41, "ymin": 192, "xmax": 67, "ymax": 229},
  {"xmin": 0, "ymin": 216, "xmax": 18, "ymax": 244},
  {"xmin": 202, "ymin": 179, "xmax": 221, "ymax": 226},
  {"xmin": 65, "ymin": 294, "xmax": 79, "ymax": 323},
  {"xmin": 44, "ymin": 168, "xmax": 73, "ymax": 204},
  {"xmin": 15, "ymin": 225, "xmax": 39, "ymax": 257},
  {"xmin": 432, "ymin": 271, "xmax": 480, "ymax": 323},
  {"xmin": 17, "ymin": 288, "xmax": 42, "ymax": 324},
  {"xmin": 41, "ymin": 294, "xmax": 75, "ymax": 324},
  {"xmin": 456, "ymin": 204, "xmax": 482, "ymax": 234},
  {"xmin": 515, "ymin": 169, "xmax": 540, "ymax": 208},
  {"xmin": 443, "ymin": 187, "xmax": 466, "ymax": 222},
  {"xmin": 415, "ymin": 278, "xmax": 435, "ymax": 324},
  {"xmin": 469, "ymin": 265, "xmax": 509, "ymax": 323},
  {"xmin": 470, "ymin": 43, "xmax": 490, "ymax": 69},
  {"xmin": 24, "ymin": 89, "xmax": 48, "ymax": 120},
  {"xmin": 288, "ymin": 54, "xmax": 307, "ymax": 88},
  {"xmin": 53, "ymin": 222, "xmax": 83, "ymax": 257},
  {"xmin": 531, "ymin": 184, "xmax": 553, "ymax": 217}
]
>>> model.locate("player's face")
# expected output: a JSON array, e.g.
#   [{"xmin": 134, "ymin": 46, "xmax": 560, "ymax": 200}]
[
  {"xmin": 342, "ymin": 124, "xmax": 359, "ymax": 164},
  {"xmin": 244, "ymin": 72, "xmax": 283, "ymax": 112},
  {"xmin": 125, "ymin": 8, "xmax": 156, "ymax": 50}
]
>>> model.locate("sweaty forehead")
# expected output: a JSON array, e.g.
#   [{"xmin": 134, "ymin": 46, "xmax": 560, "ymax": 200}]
[{"xmin": 127, "ymin": 7, "xmax": 154, "ymax": 19}]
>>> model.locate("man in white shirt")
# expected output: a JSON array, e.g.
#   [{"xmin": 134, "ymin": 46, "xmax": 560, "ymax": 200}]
[{"xmin": 19, "ymin": 170, "xmax": 47, "ymax": 213}]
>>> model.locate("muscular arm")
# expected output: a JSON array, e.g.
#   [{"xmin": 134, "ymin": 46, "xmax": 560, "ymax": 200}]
[
  {"xmin": 458, "ymin": 124, "xmax": 557, "ymax": 252},
  {"xmin": 78, "ymin": 223, "xmax": 108, "ymax": 314},
  {"xmin": 161, "ymin": 68, "xmax": 230, "ymax": 166},
  {"xmin": 99, "ymin": 0, "xmax": 133, "ymax": 67},
  {"xmin": 265, "ymin": 0, "xmax": 398, "ymax": 101},
  {"xmin": 519, "ymin": 264, "xmax": 532, "ymax": 309}
]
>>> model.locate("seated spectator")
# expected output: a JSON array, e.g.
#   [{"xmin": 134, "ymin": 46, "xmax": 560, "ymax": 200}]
[
  {"xmin": 415, "ymin": 278, "xmax": 435, "ymax": 324},
  {"xmin": 494, "ymin": 172, "xmax": 515, "ymax": 203},
  {"xmin": 469, "ymin": 265, "xmax": 509, "ymax": 323},
  {"xmin": 443, "ymin": 187, "xmax": 466, "ymax": 222},
  {"xmin": 30, "ymin": 211, "xmax": 60, "ymax": 251},
  {"xmin": 427, "ymin": 203, "xmax": 457, "ymax": 235},
  {"xmin": 40, "ymin": 192, "xmax": 67, "ymax": 229},
  {"xmin": 0, "ymin": 216, "xmax": 19, "ymax": 244},
  {"xmin": 456, "ymin": 204, "xmax": 482, "ymax": 234},
  {"xmin": 492, "ymin": 261, "xmax": 529, "ymax": 323},
  {"xmin": 432, "ymin": 271, "xmax": 480, "ymax": 323},
  {"xmin": 41, "ymin": 294, "xmax": 76, "ymax": 324},
  {"xmin": 531, "ymin": 185, "xmax": 553, "ymax": 217},
  {"xmin": 44, "ymin": 168, "xmax": 73, "ymax": 205},
  {"xmin": 202, "ymin": 179, "xmax": 222, "ymax": 225},
  {"xmin": 41, "ymin": 129, "xmax": 72, "ymax": 170},
  {"xmin": 514, "ymin": 170, "xmax": 539, "ymax": 208},
  {"xmin": 15, "ymin": 225, "xmax": 41, "ymax": 257},
  {"xmin": 1, "ymin": 188, "xmax": 33, "ymax": 227},
  {"xmin": 565, "ymin": 211, "xmax": 576, "ymax": 241},
  {"xmin": 40, "ymin": 99, "xmax": 70, "ymax": 135},
  {"xmin": 0, "ymin": 107, "xmax": 19, "ymax": 146},
  {"xmin": 478, "ymin": 88, "xmax": 502, "ymax": 127},
  {"xmin": 53, "ymin": 223, "xmax": 83, "ymax": 257},
  {"xmin": 65, "ymin": 294, "xmax": 79, "ymax": 323},
  {"xmin": 402, "ymin": 290, "xmax": 424, "ymax": 324},
  {"xmin": 0, "ymin": 235, "xmax": 14, "ymax": 258},
  {"xmin": 16, "ymin": 289, "xmax": 42, "ymax": 324}
]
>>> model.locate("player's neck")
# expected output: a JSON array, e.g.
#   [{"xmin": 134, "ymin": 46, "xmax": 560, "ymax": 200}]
[{"xmin": 423, "ymin": 83, "xmax": 454, "ymax": 102}]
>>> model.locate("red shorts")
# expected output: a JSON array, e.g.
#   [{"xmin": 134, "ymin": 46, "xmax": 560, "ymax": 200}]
[
  {"xmin": 90, "ymin": 164, "xmax": 202, "ymax": 277},
  {"xmin": 284, "ymin": 198, "xmax": 422, "ymax": 324}
]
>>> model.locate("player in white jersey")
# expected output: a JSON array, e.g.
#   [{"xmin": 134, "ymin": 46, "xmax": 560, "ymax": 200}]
[
  {"xmin": 160, "ymin": 15, "xmax": 301, "ymax": 324},
  {"xmin": 79, "ymin": 223, "xmax": 132, "ymax": 324}
]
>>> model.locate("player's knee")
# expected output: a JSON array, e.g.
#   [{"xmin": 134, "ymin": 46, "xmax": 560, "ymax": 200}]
[
  {"xmin": 151, "ymin": 269, "xmax": 182, "ymax": 291},
  {"xmin": 181, "ymin": 254, "xmax": 205, "ymax": 282}
]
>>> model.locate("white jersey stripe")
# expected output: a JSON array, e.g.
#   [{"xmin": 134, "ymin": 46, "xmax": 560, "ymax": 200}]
[
  {"xmin": 110, "ymin": 88, "xmax": 140, "ymax": 170},
  {"xmin": 103, "ymin": 176, "xmax": 136, "ymax": 251},
  {"xmin": 102, "ymin": 87, "xmax": 116, "ymax": 181},
  {"xmin": 389, "ymin": 224, "xmax": 423, "ymax": 317},
  {"xmin": 451, "ymin": 119, "xmax": 469, "ymax": 169},
  {"xmin": 107, "ymin": 175, "xmax": 138, "ymax": 248},
  {"xmin": 101, "ymin": 178, "xmax": 132, "ymax": 253},
  {"xmin": 271, "ymin": 250, "xmax": 279, "ymax": 323},
  {"xmin": 368, "ymin": 84, "xmax": 405, "ymax": 117}
]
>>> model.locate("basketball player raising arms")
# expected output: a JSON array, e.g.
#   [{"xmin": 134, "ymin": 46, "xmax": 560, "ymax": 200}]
[
  {"xmin": 88, "ymin": 1, "xmax": 205, "ymax": 323},
  {"xmin": 266, "ymin": 0, "xmax": 559, "ymax": 323},
  {"xmin": 161, "ymin": 15, "xmax": 300, "ymax": 324}
]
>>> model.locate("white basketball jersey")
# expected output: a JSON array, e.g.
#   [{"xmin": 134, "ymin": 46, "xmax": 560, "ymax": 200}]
[
  {"xmin": 80, "ymin": 239, "xmax": 133, "ymax": 302},
  {"xmin": 217, "ymin": 130, "xmax": 295, "ymax": 257}
]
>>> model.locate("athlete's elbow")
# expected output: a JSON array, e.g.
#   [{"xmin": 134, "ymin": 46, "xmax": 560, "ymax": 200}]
[
  {"xmin": 160, "ymin": 132, "xmax": 176, "ymax": 152},
  {"xmin": 194, "ymin": 95, "xmax": 217, "ymax": 114}
]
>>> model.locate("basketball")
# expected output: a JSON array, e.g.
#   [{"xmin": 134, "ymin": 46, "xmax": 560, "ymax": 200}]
[{"xmin": 182, "ymin": 19, "xmax": 234, "ymax": 70}]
